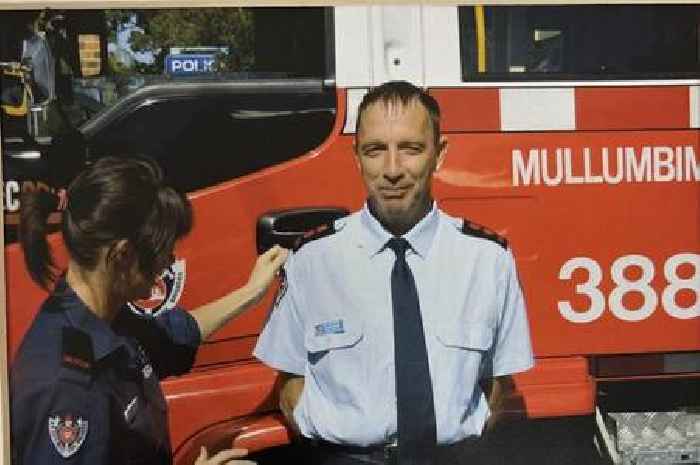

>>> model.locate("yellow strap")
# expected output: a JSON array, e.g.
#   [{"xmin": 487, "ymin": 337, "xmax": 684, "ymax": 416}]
[
  {"xmin": 1, "ymin": 68, "xmax": 29, "ymax": 116},
  {"xmin": 474, "ymin": 5, "xmax": 487, "ymax": 73},
  {"xmin": 2, "ymin": 99, "xmax": 28, "ymax": 117}
]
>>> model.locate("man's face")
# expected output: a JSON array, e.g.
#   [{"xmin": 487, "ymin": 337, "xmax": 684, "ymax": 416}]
[{"xmin": 354, "ymin": 99, "xmax": 447, "ymax": 233}]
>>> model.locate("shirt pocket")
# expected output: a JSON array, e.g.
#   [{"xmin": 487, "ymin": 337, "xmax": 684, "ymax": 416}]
[
  {"xmin": 436, "ymin": 322, "xmax": 493, "ymax": 351},
  {"xmin": 303, "ymin": 319, "xmax": 364, "ymax": 402},
  {"xmin": 305, "ymin": 319, "xmax": 363, "ymax": 359},
  {"xmin": 435, "ymin": 321, "xmax": 494, "ymax": 380}
]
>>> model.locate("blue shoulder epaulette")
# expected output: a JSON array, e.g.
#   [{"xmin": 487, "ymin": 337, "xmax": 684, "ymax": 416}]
[
  {"xmin": 61, "ymin": 327, "xmax": 94, "ymax": 373},
  {"xmin": 293, "ymin": 221, "xmax": 339, "ymax": 251},
  {"xmin": 461, "ymin": 219, "xmax": 508, "ymax": 250}
]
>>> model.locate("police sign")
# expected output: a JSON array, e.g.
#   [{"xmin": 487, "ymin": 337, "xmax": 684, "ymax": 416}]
[{"xmin": 165, "ymin": 54, "xmax": 216, "ymax": 75}]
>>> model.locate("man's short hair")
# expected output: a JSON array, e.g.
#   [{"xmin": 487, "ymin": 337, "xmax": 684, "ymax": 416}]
[{"xmin": 355, "ymin": 81, "xmax": 441, "ymax": 145}]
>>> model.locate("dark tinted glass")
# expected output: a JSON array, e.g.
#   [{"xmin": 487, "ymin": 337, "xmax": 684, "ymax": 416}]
[
  {"xmin": 459, "ymin": 5, "xmax": 700, "ymax": 80},
  {"xmin": 88, "ymin": 90, "xmax": 336, "ymax": 193}
]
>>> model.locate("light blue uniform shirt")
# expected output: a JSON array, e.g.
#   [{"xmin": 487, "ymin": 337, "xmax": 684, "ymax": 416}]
[{"xmin": 254, "ymin": 203, "xmax": 534, "ymax": 446}]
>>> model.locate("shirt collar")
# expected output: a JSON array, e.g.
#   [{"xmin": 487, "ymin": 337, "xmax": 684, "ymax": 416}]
[
  {"xmin": 359, "ymin": 201, "xmax": 440, "ymax": 258},
  {"xmin": 54, "ymin": 278, "xmax": 127, "ymax": 361}
]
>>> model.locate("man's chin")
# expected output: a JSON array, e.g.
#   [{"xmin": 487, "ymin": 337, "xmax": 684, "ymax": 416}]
[
  {"xmin": 376, "ymin": 204, "xmax": 406, "ymax": 220},
  {"xmin": 376, "ymin": 208, "xmax": 413, "ymax": 231}
]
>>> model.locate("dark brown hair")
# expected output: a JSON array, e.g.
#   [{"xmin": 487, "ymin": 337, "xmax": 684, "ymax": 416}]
[
  {"xmin": 20, "ymin": 157, "xmax": 193, "ymax": 289},
  {"xmin": 355, "ymin": 80, "xmax": 442, "ymax": 145}
]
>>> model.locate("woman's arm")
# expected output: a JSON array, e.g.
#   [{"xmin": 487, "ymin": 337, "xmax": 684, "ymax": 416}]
[{"xmin": 190, "ymin": 246, "xmax": 289, "ymax": 341}]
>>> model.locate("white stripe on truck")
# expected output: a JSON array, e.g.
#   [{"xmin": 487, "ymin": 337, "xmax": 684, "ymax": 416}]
[{"xmin": 500, "ymin": 88, "xmax": 576, "ymax": 132}]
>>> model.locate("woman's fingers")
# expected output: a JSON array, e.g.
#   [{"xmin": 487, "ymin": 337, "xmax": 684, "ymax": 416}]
[
  {"xmin": 194, "ymin": 446, "xmax": 256, "ymax": 465},
  {"xmin": 244, "ymin": 245, "xmax": 290, "ymax": 304},
  {"xmin": 256, "ymin": 245, "xmax": 289, "ymax": 277},
  {"xmin": 206, "ymin": 448, "xmax": 255, "ymax": 464},
  {"xmin": 195, "ymin": 446, "xmax": 208, "ymax": 464},
  {"xmin": 262, "ymin": 245, "xmax": 290, "ymax": 264},
  {"xmin": 268, "ymin": 245, "xmax": 290, "ymax": 268}
]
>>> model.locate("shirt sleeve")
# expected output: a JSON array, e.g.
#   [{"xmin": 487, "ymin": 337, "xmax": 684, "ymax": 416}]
[
  {"xmin": 11, "ymin": 369, "xmax": 110, "ymax": 465},
  {"xmin": 489, "ymin": 250, "xmax": 535, "ymax": 378},
  {"xmin": 253, "ymin": 252, "xmax": 307, "ymax": 376},
  {"xmin": 116, "ymin": 307, "xmax": 201, "ymax": 378}
]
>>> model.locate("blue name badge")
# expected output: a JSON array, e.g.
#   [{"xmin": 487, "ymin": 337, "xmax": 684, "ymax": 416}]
[{"xmin": 315, "ymin": 319, "xmax": 345, "ymax": 337}]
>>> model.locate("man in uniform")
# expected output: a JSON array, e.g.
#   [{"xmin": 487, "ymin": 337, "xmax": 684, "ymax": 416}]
[{"xmin": 254, "ymin": 80, "xmax": 534, "ymax": 465}]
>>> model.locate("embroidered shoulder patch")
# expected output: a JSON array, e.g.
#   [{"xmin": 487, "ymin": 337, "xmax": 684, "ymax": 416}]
[
  {"xmin": 128, "ymin": 259, "xmax": 186, "ymax": 318},
  {"xmin": 48, "ymin": 413, "xmax": 88, "ymax": 458},
  {"xmin": 461, "ymin": 219, "xmax": 508, "ymax": 250}
]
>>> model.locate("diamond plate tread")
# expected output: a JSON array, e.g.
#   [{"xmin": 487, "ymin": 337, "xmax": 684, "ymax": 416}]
[{"xmin": 609, "ymin": 411, "xmax": 700, "ymax": 453}]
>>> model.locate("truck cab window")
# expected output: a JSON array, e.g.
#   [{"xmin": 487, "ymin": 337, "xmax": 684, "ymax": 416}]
[
  {"xmin": 1, "ymin": 6, "xmax": 334, "ymax": 224},
  {"xmin": 459, "ymin": 5, "xmax": 700, "ymax": 80}
]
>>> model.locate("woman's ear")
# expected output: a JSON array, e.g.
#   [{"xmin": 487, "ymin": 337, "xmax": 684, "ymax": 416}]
[{"xmin": 105, "ymin": 239, "xmax": 133, "ymax": 271}]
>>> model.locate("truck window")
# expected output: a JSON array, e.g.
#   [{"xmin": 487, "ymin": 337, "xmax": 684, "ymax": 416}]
[
  {"xmin": 1, "ymin": 7, "xmax": 334, "ymax": 206},
  {"xmin": 89, "ymin": 8, "xmax": 329, "ymax": 109},
  {"xmin": 88, "ymin": 88, "xmax": 335, "ymax": 193},
  {"xmin": 84, "ymin": 7, "xmax": 334, "ymax": 193},
  {"xmin": 458, "ymin": 5, "xmax": 700, "ymax": 80}
]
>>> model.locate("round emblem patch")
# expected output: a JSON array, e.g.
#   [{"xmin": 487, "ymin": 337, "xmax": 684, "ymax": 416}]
[
  {"xmin": 127, "ymin": 259, "xmax": 186, "ymax": 318},
  {"xmin": 48, "ymin": 414, "xmax": 88, "ymax": 458}
]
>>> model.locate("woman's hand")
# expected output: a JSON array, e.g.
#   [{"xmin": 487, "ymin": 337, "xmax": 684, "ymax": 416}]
[
  {"xmin": 191, "ymin": 245, "xmax": 289, "ymax": 341},
  {"xmin": 244, "ymin": 245, "xmax": 290, "ymax": 305},
  {"xmin": 195, "ymin": 446, "xmax": 256, "ymax": 465}
]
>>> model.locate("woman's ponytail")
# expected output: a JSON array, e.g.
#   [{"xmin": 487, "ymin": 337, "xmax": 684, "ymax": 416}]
[
  {"xmin": 19, "ymin": 156, "xmax": 193, "ymax": 289},
  {"xmin": 19, "ymin": 189, "xmax": 59, "ymax": 289}
]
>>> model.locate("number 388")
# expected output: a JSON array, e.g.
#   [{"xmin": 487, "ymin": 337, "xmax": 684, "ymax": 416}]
[{"xmin": 558, "ymin": 253, "xmax": 699, "ymax": 323}]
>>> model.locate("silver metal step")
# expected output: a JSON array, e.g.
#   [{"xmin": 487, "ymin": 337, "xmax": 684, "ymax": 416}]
[{"xmin": 596, "ymin": 408, "xmax": 700, "ymax": 465}]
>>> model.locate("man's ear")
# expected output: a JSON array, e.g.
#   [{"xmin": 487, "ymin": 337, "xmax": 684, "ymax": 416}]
[{"xmin": 435, "ymin": 135, "xmax": 448, "ymax": 171}]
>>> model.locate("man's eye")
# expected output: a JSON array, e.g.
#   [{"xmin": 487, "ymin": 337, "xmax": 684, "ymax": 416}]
[
  {"xmin": 363, "ymin": 148, "xmax": 383, "ymax": 157},
  {"xmin": 402, "ymin": 146, "xmax": 422, "ymax": 155}
]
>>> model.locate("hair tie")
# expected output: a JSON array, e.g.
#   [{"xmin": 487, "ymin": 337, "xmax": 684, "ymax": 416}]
[{"xmin": 56, "ymin": 188, "xmax": 68, "ymax": 211}]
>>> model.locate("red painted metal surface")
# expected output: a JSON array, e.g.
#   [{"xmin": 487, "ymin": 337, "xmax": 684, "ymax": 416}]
[
  {"xmin": 576, "ymin": 86, "xmax": 690, "ymax": 130},
  {"xmin": 512, "ymin": 357, "xmax": 595, "ymax": 417},
  {"xmin": 430, "ymin": 87, "xmax": 501, "ymax": 133},
  {"xmin": 5, "ymin": 84, "xmax": 699, "ymax": 455},
  {"xmin": 163, "ymin": 362, "xmax": 282, "ymax": 452},
  {"xmin": 171, "ymin": 411, "xmax": 292, "ymax": 465}
]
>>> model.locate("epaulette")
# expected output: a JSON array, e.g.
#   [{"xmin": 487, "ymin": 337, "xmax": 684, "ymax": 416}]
[
  {"xmin": 461, "ymin": 219, "xmax": 508, "ymax": 250},
  {"xmin": 293, "ymin": 220, "xmax": 341, "ymax": 251},
  {"xmin": 61, "ymin": 327, "xmax": 94, "ymax": 373}
]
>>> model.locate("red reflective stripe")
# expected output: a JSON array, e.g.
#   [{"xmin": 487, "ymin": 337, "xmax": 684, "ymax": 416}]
[
  {"xmin": 430, "ymin": 88, "xmax": 500, "ymax": 132},
  {"xmin": 63, "ymin": 354, "xmax": 91, "ymax": 370},
  {"xmin": 576, "ymin": 86, "xmax": 690, "ymax": 130}
]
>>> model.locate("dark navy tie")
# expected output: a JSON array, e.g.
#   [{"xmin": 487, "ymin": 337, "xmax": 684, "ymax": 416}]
[{"xmin": 387, "ymin": 238, "xmax": 437, "ymax": 465}]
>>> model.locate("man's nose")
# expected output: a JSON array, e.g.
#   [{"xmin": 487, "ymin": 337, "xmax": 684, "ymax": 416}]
[{"xmin": 383, "ymin": 150, "xmax": 403, "ymax": 183}]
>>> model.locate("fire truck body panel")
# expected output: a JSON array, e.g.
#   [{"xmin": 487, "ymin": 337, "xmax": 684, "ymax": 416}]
[{"xmin": 2, "ymin": 4, "xmax": 699, "ymax": 461}]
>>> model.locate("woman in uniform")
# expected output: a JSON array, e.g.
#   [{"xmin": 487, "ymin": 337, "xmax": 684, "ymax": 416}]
[{"xmin": 11, "ymin": 156, "xmax": 288, "ymax": 465}]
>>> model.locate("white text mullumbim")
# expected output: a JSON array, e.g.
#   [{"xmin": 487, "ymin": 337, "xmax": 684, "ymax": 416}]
[{"xmin": 512, "ymin": 146, "xmax": 699, "ymax": 187}]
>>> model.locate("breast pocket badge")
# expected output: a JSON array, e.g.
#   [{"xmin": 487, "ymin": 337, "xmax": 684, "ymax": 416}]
[
  {"xmin": 48, "ymin": 413, "xmax": 88, "ymax": 458},
  {"xmin": 314, "ymin": 319, "xmax": 345, "ymax": 336}
]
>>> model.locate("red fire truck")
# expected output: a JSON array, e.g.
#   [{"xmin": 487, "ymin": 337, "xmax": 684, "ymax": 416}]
[{"xmin": 2, "ymin": 5, "xmax": 699, "ymax": 465}]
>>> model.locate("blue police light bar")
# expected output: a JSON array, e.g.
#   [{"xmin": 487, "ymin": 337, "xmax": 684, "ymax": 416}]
[{"xmin": 165, "ymin": 54, "xmax": 217, "ymax": 75}]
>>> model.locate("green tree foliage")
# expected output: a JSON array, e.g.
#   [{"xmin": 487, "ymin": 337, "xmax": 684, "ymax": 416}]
[{"xmin": 107, "ymin": 8, "xmax": 254, "ymax": 75}]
